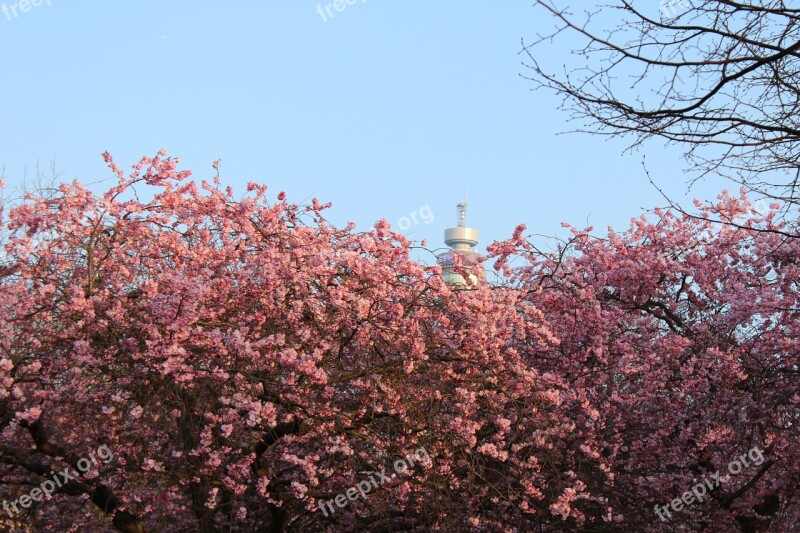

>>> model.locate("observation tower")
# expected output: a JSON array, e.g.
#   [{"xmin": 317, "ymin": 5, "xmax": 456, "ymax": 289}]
[{"xmin": 436, "ymin": 198, "xmax": 482, "ymax": 287}]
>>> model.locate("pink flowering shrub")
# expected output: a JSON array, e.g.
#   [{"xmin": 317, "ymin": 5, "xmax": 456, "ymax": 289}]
[{"xmin": 0, "ymin": 153, "xmax": 797, "ymax": 531}]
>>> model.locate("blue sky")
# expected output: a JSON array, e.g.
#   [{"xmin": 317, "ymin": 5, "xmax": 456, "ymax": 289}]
[{"xmin": 1, "ymin": 1, "xmax": 730, "ymax": 262}]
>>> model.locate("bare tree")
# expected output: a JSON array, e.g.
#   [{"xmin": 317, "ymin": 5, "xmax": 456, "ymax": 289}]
[{"xmin": 523, "ymin": 1, "xmax": 800, "ymax": 204}]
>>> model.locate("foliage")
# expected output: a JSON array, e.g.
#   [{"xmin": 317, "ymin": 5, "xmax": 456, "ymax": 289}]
[{"xmin": 0, "ymin": 153, "xmax": 797, "ymax": 531}]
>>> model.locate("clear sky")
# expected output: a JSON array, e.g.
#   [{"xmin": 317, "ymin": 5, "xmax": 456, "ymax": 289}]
[{"xmin": 1, "ymin": 1, "xmax": 730, "ymax": 262}]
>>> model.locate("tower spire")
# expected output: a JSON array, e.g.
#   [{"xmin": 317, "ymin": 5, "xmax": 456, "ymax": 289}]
[
  {"xmin": 459, "ymin": 189, "xmax": 468, "ymax": 226},
  {"xmin": 457, "ymin": 199, "xmax": 467, "ymax": 227}
]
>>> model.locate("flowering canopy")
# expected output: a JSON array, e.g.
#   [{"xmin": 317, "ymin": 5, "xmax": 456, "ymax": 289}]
[{"xmin": 0, "ymin": 153, "xmax": 797, "ymax": 531}]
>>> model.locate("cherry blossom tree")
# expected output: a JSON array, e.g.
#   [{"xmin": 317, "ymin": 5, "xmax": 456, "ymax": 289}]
[
  {"xmin": 490, "ymin": 192, "xmax": 800, "ymax": 531},
  {"xmin": 0, "ymin": 152, "xmax": 798, "ymax": 531},
  {"xmin": 0, "ymin": 152, "xmax": 567, "ymax": 531}
]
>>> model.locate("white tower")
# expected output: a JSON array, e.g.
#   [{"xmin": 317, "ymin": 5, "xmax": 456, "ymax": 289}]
[{"xmin": 437, "ymin": 198, "xmax": 482, "ymax": 287}]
